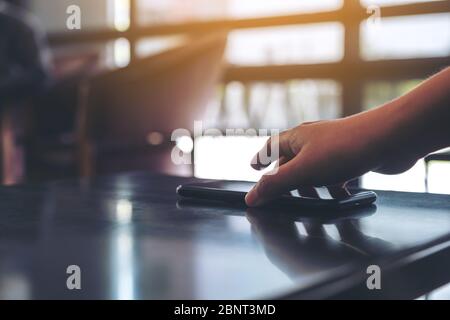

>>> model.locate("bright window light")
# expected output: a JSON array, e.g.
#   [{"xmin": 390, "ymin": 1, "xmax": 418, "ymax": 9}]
[
  {"xmin": 110, "ymin": 0, "xmax": 131, "ymax": 31},
  {"xmin": 194, "ymin": 136, "xmax": 273, "ymax": 182},
  {"xmin": 195, "ymin": 137, "xmax": 450, "ymax": 194},
  {"xmin": 362, "ymin": 159, "xmax": 450, "ymax": 194},
  {"xmin": 361, "ymin": 13, "xmax": 450, "ymax": 60},
  {"xmin": 113, "ymin": 37, "xmax": 131, "ymax": 68},
  {"xmin": 227, "ymin": 0, "xmax": 343, "ymax": 18},
  {"xmin": 136, "ymin": 0, "xmax": 342, "ymax": 25},
  {"xmin": 176, "ymin": 136, "xmax": 194, "ymax": 154},
  {"xmin": 227, "ymin": 23, "xmax": 344, "ymax": 66},
  {"xmin": 361, "ymin": 0, "xmax": 441, "ymax": 7}
]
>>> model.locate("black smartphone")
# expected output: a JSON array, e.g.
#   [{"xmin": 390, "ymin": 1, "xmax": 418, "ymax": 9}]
[{"xmin": 177, "ymin": 180, "xmax": 377, "ymax": 210}]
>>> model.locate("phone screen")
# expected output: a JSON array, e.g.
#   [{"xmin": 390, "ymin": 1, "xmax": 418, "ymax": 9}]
[{"xmin": 208, "ymin": 181, "xmax": 255, "ymax": 193}]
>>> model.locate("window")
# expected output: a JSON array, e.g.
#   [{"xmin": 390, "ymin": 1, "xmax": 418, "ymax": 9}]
[
  {"xmin": 361, "ymin": 0, "xmax": 442, "ymax": 6},
  {"xmin": 110, "ymin": 0, "xmax": 131, "ymax": 32},
  {"xmin": 109, "ymin": 38, "xmax": 131, "ymax": 68},
  {"xmin": 45, "ymin": 0, "xmax": 450, "ymax": 191},
  {"xmin": 136, "ymin": 0, "xmax": 343, "ymax": 26},
  {"xmin": 218, "ymin": 80, "xmax": 341, "ymax": 129},
  {"xmin": 361, "ymin": 13, "xmax": 450, "ymax": 60},
  {"xmin": 363, "ymin": 79, "xmax": 422, "ymax": 110},
  {"xmin": 227, "ymin": 24, "xmax": 344, "ymax": 66},
  {"xmin": 226, "ymin": 0, "xmax": 343, "ymax": 19},
  {"xmin": 195, "ymin": 136, "xmax": 270, "ymax": 181},
  {"xmin": 362, "ymin": 158, "xmax": 450, "ymax": 194}
]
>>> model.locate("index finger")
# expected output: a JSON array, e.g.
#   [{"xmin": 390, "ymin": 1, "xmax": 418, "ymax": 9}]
[{"xmin": 251, "ymin": 130, "xmax": 295, "ymax": 170}]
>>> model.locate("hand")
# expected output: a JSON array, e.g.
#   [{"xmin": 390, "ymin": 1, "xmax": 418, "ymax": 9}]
[
  {"xmin": 245, "ymin": 67, "xmax": 450, "ymax": 207},
  {"xmin": 245, "ymin": 114, "xmax": 415, "ymax": 207}
]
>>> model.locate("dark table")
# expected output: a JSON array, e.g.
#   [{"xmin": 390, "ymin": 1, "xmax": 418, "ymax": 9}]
[{"xmin": 0, "ymin": 173, "xmax": 449, "ymax": 299}]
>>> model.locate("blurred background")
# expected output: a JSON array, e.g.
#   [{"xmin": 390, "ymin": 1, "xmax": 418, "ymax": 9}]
[{"xmin": 1, "ymin": 0, "xmax": 449, "ymax": 194}]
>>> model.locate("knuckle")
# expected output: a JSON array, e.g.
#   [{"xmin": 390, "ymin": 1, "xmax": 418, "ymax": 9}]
[{"xmin": 288, "ymin": 131, "xmax": 300, "ymax": 154}]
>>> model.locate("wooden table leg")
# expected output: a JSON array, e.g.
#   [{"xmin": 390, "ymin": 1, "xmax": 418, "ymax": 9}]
[{"xmin": 0, "ymin": 105, "xmax": 26, "ymax": 185}]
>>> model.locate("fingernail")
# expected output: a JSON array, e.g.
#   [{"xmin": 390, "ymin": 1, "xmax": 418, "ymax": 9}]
[{"xmin": 245, "ymin": 186, "xmax": 261, "ymax": 207}]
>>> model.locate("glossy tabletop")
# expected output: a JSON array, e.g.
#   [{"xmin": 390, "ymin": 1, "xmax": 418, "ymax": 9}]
[{"xmin": 0, "ymin": 173, "xmax": 449, "ymax": 299}]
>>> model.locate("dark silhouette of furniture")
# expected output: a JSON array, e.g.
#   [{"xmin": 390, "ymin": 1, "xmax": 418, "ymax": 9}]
[
  {"xmin": 27, "ymin": 32, "xmax": 227, "ymax": 181},
  {"xmin": 29, "ymin": 32, "xmax": 225, "ymax": 181}
]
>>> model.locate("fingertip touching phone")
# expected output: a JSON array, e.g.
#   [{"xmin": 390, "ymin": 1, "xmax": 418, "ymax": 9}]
[{"xmin": 176, "ymin": 180, "xmax": 377, "ymax": 211}]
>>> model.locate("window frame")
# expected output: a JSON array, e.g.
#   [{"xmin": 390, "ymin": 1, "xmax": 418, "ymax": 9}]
[{"xmin": 48, "ymin": 0, "xmax": 450, "ymax": 116}]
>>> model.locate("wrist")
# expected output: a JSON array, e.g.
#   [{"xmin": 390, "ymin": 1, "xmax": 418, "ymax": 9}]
[{"xmin": 352, "ymin": 100, "xmax": 414, "ymax": 172}]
